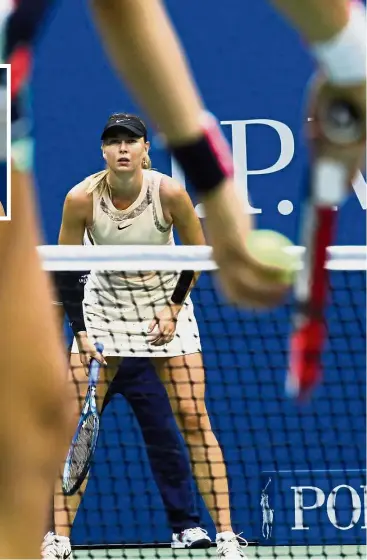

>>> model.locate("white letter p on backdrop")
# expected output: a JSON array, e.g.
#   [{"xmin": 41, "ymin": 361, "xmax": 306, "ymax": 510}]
[
  {"xmin": 291, "ymin": 486, "xmax": 325, "ymax": 530},
  {"xmin": 221, "ymin": 119, "xmax": 295, "ymax": 214}
]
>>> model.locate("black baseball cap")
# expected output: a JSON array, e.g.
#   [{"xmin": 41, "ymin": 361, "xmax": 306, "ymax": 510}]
[{"xmin": 101, "ymin": 113, "xmax": 148, "ymax": 141}]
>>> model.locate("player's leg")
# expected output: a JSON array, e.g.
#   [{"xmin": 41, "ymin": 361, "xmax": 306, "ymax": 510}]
[
  {"xmin": 152, "ymin": 354, "xmax": 232, "ymax": 532},
  {"xmin": 153, "ymin": 353, "xmax": 247, "ymax": 556},
  {"xmin": 0, "ymin": 167, "xmax": 72, "ymax": 558},
  {"xmin": 53, "ymin": 355, "xmax": 120, "ymax": 540},
  {"xmin": 115, "ymin": 358, "xmax": 210, "ymax": 547}
]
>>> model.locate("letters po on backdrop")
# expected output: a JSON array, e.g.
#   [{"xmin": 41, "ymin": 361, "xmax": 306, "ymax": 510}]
[
  {"xmin": 291, "ymin": 485, "xmax": 367, "ymax": 532},
  {"xmin": 170, "ymin": 119, "xmax": 366, "ymax": 215}
]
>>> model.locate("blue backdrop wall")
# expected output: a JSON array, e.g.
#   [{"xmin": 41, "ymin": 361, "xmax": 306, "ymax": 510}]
[{"xmin": 32, "ymin": 0, "xmax": 366, "ymax": 547}]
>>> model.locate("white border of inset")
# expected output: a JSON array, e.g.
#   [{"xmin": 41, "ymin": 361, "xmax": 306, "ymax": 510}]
[{"xmin": 0, "ymin": 63, "xmax": 11, "ymax": 221}]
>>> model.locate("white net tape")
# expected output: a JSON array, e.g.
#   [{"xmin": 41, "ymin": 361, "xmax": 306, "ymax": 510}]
[{"xmin": 38, "ymin": 244, "xmax": 367, "ymax": 271}]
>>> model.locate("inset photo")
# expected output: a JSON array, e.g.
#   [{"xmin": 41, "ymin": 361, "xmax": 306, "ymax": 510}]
[{"xmin": 0, "ymin": 64, "xmax": 10, "ymax": 220}]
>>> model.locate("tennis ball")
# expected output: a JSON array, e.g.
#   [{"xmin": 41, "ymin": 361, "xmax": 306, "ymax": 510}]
[{"xmin": 245, "ymin": 229, "xmax": 299, "ymax": 284}]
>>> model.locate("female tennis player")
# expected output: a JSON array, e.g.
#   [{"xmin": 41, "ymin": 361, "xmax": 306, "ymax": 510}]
[{"xmin": 56, "ymin": 112, "xmax": 248, "ymax": 559}]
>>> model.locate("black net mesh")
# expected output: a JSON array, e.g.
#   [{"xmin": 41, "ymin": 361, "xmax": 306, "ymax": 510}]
[{"xmin": 56, "ymin": 267, "xmax": 366, "ymax": 559}]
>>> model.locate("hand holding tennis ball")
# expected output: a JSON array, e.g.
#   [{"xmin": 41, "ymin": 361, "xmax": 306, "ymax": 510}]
[
  {"xmin": 212, "ymin": 228, "xmax": 299, "ymax": 309},
  {"xmin": 244, "ymin": 229, "xmax": 299, "ymax": 285}
]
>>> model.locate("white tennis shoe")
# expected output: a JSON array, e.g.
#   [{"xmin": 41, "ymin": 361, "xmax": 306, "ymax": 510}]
[
  {"xmin": 42, "ymin": 532, "xmax": 72, "ymax": 559},
  {"xmin": 171, "ymin": 527, "xmax": 211, "ymax": 548},
  {"xmin": 216, "ymin": 531, "xmax": 249, "ymax": 559}
]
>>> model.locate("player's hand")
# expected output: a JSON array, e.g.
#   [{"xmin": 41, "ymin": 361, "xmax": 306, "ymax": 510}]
[
  {"xmin": 203, "ymin": 183, "xmax": 292, "ymax": 308},
  {"xmin": 147, "ymin": 304, "xmax": 181, "ymax": 346},
  {"xmin": 213, "ymin": 242, "xmax": 292, "ymax": 309},
  {"xmin": 307, "ymin": 75, "xmax": 366, "ymax": 183},
  {"xmin": 75, "ymin": 332, "xmax": 107, "ymax": 370}
]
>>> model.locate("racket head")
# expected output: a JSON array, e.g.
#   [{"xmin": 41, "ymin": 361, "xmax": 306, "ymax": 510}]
[
  {"xmin": 62, "ymin": 408, "xmax": 100, "ymax": 496},
  {"xmin": 62, "ymin": 343, "xmax": 104, "ymax": 495}
]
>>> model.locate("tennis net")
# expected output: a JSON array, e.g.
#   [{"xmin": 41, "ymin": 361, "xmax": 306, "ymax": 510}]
[{"xmin": 42, "ymin": 244, "xmax": 366, "ymax": 560}]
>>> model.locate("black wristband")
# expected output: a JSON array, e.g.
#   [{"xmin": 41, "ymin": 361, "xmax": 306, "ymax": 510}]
[
  {"xmin": 54, "ymin": 271, "xmax": 89, "ymax": 336},
  {"xmin": 171, "ymin": 271, "xmax": 194, "ymax": 305},
  {"xmin": 170, "ymin": 113, "xmax": 233, "ymax": 196}
]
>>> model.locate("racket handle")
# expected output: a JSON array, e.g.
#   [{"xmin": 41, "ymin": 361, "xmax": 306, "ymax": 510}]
[
  {"xmin": 89, "ymin": 342, "xmax": 104, "ymax": 385},
  {"xmin": 94, "ymin": 342, "xmax": 104, "ymax": 354},
  {"xmin": 286, "ymin": 318, "xmax": 326, "ymax": 400}
]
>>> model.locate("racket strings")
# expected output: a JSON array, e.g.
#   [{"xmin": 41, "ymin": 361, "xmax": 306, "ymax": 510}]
[{"xmin": 64, "ymin": 414, "xmax": 98, "ymax": 493}]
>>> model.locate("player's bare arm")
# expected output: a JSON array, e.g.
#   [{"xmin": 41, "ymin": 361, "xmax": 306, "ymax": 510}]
[
  {"xmin": 58, "ymin": 187, "xmax": 92, "ymax": 245},
  {"xmin": 148, "ymin": 177, "xmax": 206, "ymax": 346},
  {"xmin": 271, "ymin": 0, "xmax": 366, "ymax": 181},
  {"xmin": 0, "ymin": 200, "xmax": 4, "ymax": 217},
  {"xmin": 161, "ymin": 176, "xmax": 206, "ymax": 299},
  {"xmin": 271, "ymin": 0, "xmax": 351, "ymax": 41},
  {"xmin": 0, "ymin": 2, "xmax": 72, "ymax": 555},
  {"xmin": 90, "ymin": 0, "xmax": 203, "ymax": 144},
  {"xmin": 160, "ymin": 177, "xmax": 206, "ymax": 247},
  {"xmin": 58, "ymin": 187, "xmax": 104, "ymax": 365}
]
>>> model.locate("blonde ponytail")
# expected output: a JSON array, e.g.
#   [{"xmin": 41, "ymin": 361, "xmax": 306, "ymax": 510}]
[{"xmin": 86, "ymin": 170, "xmax": 109, "ymax": 197}]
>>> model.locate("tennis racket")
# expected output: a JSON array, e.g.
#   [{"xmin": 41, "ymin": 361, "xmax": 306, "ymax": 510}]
[
  {"xmin": 286, "ymin": 100, "xmax": 365, "ymax": 400},
  {"xmin": 62, "ymin": 342, "xmax": 104, "ymax": 496}
]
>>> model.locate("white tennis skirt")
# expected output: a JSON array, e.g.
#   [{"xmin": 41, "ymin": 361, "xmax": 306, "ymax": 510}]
[{"xmin": 70, "ymin": 271, "xmax": 202, "ymax": 357}]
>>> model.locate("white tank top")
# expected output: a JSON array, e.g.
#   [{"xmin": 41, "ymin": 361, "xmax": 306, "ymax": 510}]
[
  {"xmin": 86, "ymin": 169, "xmax": 174, "ymax": 247},
  {"xmin": 83, "ymin": 169, "xmax": 177, "ymax": 301}
]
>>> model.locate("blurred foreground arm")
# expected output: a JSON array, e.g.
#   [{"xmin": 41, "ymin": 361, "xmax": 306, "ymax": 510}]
[{"xmin": 271, "ymin": 0, "xmax": 366, "ymax": 178}]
